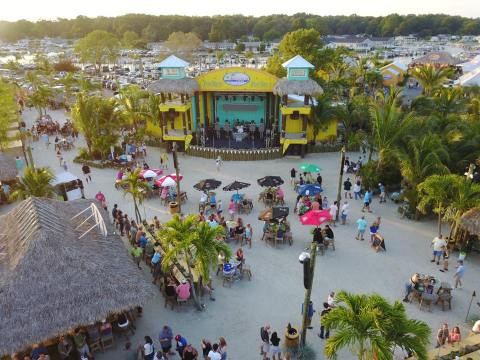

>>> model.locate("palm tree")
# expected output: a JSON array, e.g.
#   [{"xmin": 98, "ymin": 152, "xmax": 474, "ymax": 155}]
[
  {"xmin": 467, "ymin": 96, "xmax": 480, "ymax": 121},
  {"xmin": 118, "ymin": 84, "xmax": 148, "ymax": 132},
  {"xmin": 417, "ymin": 174, "xmax": 458, "ymax": 235},
  {"xmin": 397, "ymin": 134, "xmax": 450, "ymax": 218},
  {"xmin": 9, "ymin": 167, "xmax": 56, "ymax": 200},
  {"xmin": 369, "ymin": 90, "xmax": 414, "ymax": 166},
  {"xmin": 119, "ymin": 168, "xmax": 148, "ymax": 223},
  {"xmin": 323, "ymin": 291, "xmax": 430, "ymax": 360},
  {"xmin": 310, "ymin": 94, "xmax": 336, "ymax": 144},
  {"xmin": 58, "ymin": 73, "xmax": 78, "ymax": 110},
  {"xmin": 431, "ymin": 87, "xmax": 466, "ymax": 119},
  {"xmin": 411, "ymin": 65, "xmax": 453, "ymax": 96},
  {"xmin": 28, "ymin": 84, "xmax": 54, "ymax": 117},
  {"xmin": 157, "ymin": 215, "xmax": 231, "ymax": 310}
]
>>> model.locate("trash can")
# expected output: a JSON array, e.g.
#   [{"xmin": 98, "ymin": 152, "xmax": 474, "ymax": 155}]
[
  {"xmin": 169, "ymin": 201, "xmax": 179, "ymax": 214},
  {"xmin": 284, "ymin": 325, "xmax": 299, "ymax": 349}
]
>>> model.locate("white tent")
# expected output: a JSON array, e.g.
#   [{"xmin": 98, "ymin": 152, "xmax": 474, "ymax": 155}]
[{"xmin": 459, "ymin": 67, "xmax": 480, "ymax": 87}]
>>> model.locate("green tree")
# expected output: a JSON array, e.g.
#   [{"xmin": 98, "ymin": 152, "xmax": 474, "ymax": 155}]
[
  {"xmin": 28, "ymin": 84, "xmax": 54, "ymax": 117},
  {"xmin": 119, "ymin": 168, "xmax": 148, "ymax": 223},
  {"xmin": 431, "ymin": 87, "xmax": 466, "ymax": 119},
  {"xmin": 157, "ymin": 215, "xmax": 231, "ymax": 310},
  {"xmin": 118, "ymin": 84, "xmax": 148, "ymax": 132},
  {"xmin": 418, "ymin": 174, "xmax": 458, "ymax": 235},
  {"xmin": 398, "ymin": 134, "xmax": 450, "ymax": 218},
  {"xmin": 122, "ymin": 30, "xmax": 147, "ymax": 49},
  {"xmin": 9, "ymin": 167, "xmax": 56, "ymax": 201},
  {"xmin": 323, "ymin": 291, "xmax": 430, "ymax": 360},
  {"xmin": 74, "ymin": 30, "xmax": 120, "ymax": 74},
  {"xmin": 0, "ymin": 80, "xmax": 19, "ymax": 150},
  {"xmin": 58, "ymin": 73, "xmax": 78, "ymax": 110},
  {"xmin": 411, "ymin": 65, "xmax": 453, "ymax": 96},
  {"xmin": 235, "ymin": 42, "xmax": 246, "ymax": 52},
  {"xmin": 164, "ymin": 31, "xmax": 202, "ymax": 54},
  {"xmin": 310, "ymin": 94, "xmax": 336, "ymax": 144}
]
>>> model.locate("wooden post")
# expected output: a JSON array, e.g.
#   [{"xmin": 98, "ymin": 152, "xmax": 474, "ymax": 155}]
[
  {"xmin": 282, "ymin": 114, "xmax": 286, "ymax": 132},
  {"xmin": 187, "ymin": 109, "xmax": 192, "ymax": 131},
  {"xmin": 181, "ymin": 94, "xmax": 185, "ymax": 104},
  {"xmin": 160, "ymin": 93, "xmax": 165, "ymax": 104},
  {"xmin": 181, "ymin": 112, "xmax": 187, "ymax": 135},
  {"xmin": 172, "ymin": 142, "xmax": 181, "ymax": 213},
  {"xmin": 336, "ymin": 147, "xmax": 346, "ymax": 221},
  {"xmin": 300, "ymin": 241, "xmax": 317, "ymax": 347},
  {"xmin": 168, "ymin": 93, "xmax": 172, "ymax": 101},
  {"xmin": 304, "ymin": 95, "xmax": 309, "ymax": 105}
]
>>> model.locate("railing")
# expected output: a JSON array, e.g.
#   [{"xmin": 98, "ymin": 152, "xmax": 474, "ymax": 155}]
[{"xmin": 186, "ymin": 146, "xmax": 282, "ymax": 161}]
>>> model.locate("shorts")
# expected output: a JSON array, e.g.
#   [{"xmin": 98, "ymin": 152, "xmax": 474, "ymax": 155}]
[
  {"xmin": 364, "ymin": 201, "xmax": 370, "ymax": 206},
  {"xmin": 341, "ymin": 213, "xmax": 347, "ymax": 220},
  {"xmin": 271, "ymin": 345, "xmax": 281, "ymax": 355},
  {"xmin": 358, "ymin": 229, "xmax": 365, "ymax": 234},
  {"xmin": 434, "ymin": 250, "xmax": 443, "ymax": 257},
  {"xmin": 262, "ymin": 341, "xmax": 270, "ymax": 353}
]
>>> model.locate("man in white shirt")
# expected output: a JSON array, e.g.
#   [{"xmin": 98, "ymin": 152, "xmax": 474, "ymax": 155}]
[
  {"xmin": 431, "ymin": 235, "xmax": 447, "ymax": 265},
  {"xmin": 329, "ymin": 201, "xmax": 338, "ymax": 227},
  {"xmin": 340, "ymin": 201, "xmax": 349, "ymax": 225},
  {"xmin": 472, "ymin": 319, "xmax": 480, "ymax": 334}
]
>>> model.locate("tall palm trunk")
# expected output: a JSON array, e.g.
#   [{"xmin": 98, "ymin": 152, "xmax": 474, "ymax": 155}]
[
  {"xmin": 185, "ymin": 252, "xmax": 202, "ymax": 311},
  {"xmin": 437, "ymin": 204, "xmax": 442, "ymax": 236},
  {"xmin": 133, "ymin": 198, "xmax": 141, "ymax": 223}
]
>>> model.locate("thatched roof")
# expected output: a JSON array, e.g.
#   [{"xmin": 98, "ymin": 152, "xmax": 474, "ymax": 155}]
[
  {"xmin": 273, "ymin": 78, "xmax": 323, "ymax": 97},
  {"xmin": 0, "ymin": 153, "xmax": 17, "ymax": 182},
  {"xmin": 460, "ymin": 207, "xmax": 480, "ymax": 235},
  {"xmin": 414, "ymin": 51, "xmax": 460, "ymax": 66},
  {"xmin": 0, "ymin": 198, "xmax": 156, "ymax": 355},
  {"xmin": 147, "ymin": 78, "xmax": 199, "ymax": 95}
]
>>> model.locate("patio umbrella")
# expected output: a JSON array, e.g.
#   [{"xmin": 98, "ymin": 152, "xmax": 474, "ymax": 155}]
[
  {"xmin": 194, "ymin": 178, "xmax": 222, "ymax": 193},
  {"xmin": 297, "ymin": 184, "xmax": 323, "ymax": 196},
  {"xmin": 258, "ymin": 206, "xmax": 290, "ymax": 221},
  {"xmin": 223, "ymin": 180, "xmax": 251, "ymax": 193},
  {"xmin": 299, "ymin": 163, "xmax": 321, "ymax": 173},
  {"xmin": 155, "ymin": 174, "xmax": 182, "ymax": 187},
  {"xmin": 139, "ymin": 169, "xmax": 163, "ymax": 179},
  {"xmin": 300, "ymin": 209, "xmax": 332, "ymax": 226},
  {"xmin": 257, "ymin": 176, "xmax": 284, "ymax": 187}
]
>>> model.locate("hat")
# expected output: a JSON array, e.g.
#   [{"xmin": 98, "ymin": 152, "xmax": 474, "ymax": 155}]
[
  {"xmin": 175, "ymin": 335, "xmax": 181, "ymax": 341},
  {"xmin": 181, "ymin": 279, "xmax": 187, "ymax": 284}
]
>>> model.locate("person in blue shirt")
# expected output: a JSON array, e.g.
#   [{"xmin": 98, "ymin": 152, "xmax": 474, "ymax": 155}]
[
  {"xmin": 139, "ymin": 233, "xmax": 148, "ymax": 248},
  {"xmin": 301, "ymin": 301, "xmax": 315, "ymax": 329},
  {"xmin": 175, "ymin": 334, "xmax": 188, "ymax": 357},
  {"xmin": 362, "ymin": 189, "xmax": 372, "ymax": 213},
  {"xmin": 379, "ymin": 183, "xmax": 386, "ymax": 203}
]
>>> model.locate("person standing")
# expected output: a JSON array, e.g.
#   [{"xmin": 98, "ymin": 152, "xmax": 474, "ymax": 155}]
[
  {"xmin": 353, "ymin": 180, "xmax": 361, "ymax": 200},
  {"xmin": 316, "ymin": 173, "xmax": 322, "ymax": 187},
  {"xmin": 175, "ymin": 335, "xmax": 188, "ymax": 358},
  {"xmin": 329, "ymin": 201, "xmax": 338, "ymax": 227},
  {"xmin": 142, "ymin": 336, "xmax": 155, "ymax": 360},
  {"xmin": 207, "ymin": 344, "xmax": 221, "ymax": 360},
  {"xmin": 182, "ymin": 344, "xmax": 199, "ymax": 360},
  {"xmin": 159, "ymin": 326, "xmax": 174, "ymax": 357},
  {"xmin": 356, "ymin": 216, "xmax": 367, "ymax": 241},
  {"xmin": 454, "ymin": 260, "xmax": 465, "ymax": 288},
  {"xmin": 362, "ymin": 189, "xmax": 372, "ymax": 212},
  {"xmin": 215, "ymin": 156, "xmax": 222, "ymax": 171},
  {"xmin": 290, "ymin": 168, "xmax": 297, "ymax": 186},
  {"xmin": 340, "ymin": 201, "xmax": 349, "ymax": 225},
  {"xmin": 82, "ymin": 164, "xmax": 92, "ymax": 183},
  {"xmin": 260, "ymin": 325, "xmax": 270, "ymax": 359},
  {"xmin": 301, "ymin": 301, "xmax": 315, "ymax": 329},
  {"xmin": 269, "ymin": 332, "xmax": 281, "ymax": 360},
  {"xmin": 431, "ymin": 235, "xmax": 447, "ymax": 265},
  {"xmin": 435, "ymin": 323, "xmax": 449, "ymax": 348},
  {"xmin": 218, "ymin": 337, "xmax": 227, "ymax": 360},
  {"xmin": 318, "ymin": 302, "xmax": 332, "ymax": 339},
  {"xmin": 62, "ymin": 159, "xmax": 68, "ymax": 171},
  {"xmin": 57, "ymin": 336, "xmax": 74, "ymax": 360},
  {"xmin": 378, "ymin": 183, "xmax": 386, "ymax": 203},
  {"xmin": 130, "ymin": 244, "xmax": 143, "ymax": 269},
  {"xmin": 343, "ymin": 178, "xmax": 352, "ymax": 199},
  {"xmin": 201, "ymin": 339, "xmax": 212, "ymax": 360}
]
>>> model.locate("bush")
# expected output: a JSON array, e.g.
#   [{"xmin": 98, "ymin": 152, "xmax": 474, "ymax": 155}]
[{"xmin": 359, "ymin": 159, "xmax": 402, "ymax": 191}]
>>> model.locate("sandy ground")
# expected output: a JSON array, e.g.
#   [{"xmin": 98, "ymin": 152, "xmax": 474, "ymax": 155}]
[{"xmin": 11, "ymin": 108, "xmax": 480, "ymax": 360}]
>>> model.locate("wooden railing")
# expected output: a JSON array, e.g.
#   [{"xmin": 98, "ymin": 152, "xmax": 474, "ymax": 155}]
[{"xmin": 186, "ymin": 146, "xmax": 282, "ymax": 161}]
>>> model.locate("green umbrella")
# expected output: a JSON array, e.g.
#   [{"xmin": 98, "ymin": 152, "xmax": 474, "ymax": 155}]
[{"xmin": 299, "ymin": 163, "xmax": 322, "ymax": 173}]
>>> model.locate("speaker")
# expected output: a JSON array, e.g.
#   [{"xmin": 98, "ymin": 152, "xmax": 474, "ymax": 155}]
[{"xmin": 292, "ymin": 111, "xmax": 300, "ymax": 120}]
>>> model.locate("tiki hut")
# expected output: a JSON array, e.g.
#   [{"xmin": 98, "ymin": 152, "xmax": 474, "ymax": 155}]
[
  {"xmin": 413, "ymin": 51, "xmax": 460, "ymax": 67},
  {"xmin": 147, "ymin": 78, "xmax": 199, "ymax": 96},
  {"xmin": 273, "ymin": 78, "xmax": 323, "ymax": 97},
  {"xmin": 459, "ymin": 207, "xmax": 480, "ymax": 236},
  {"xmin": 0, "ymin": 153, "xmax": 17, "ymax": 182},
  {"xmin": 0, "ymin": 197, "xmax": 156, "ymax": 355}
]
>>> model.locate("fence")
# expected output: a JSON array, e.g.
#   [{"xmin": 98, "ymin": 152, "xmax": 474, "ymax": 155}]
[{"xmin": 186, "ymin": 146, "xmax": 282, "ymax": 161}]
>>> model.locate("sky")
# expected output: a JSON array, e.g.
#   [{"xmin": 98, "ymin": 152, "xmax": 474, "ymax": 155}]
[{"xmin": 1, "ymin": 0, "xmax": 480, "ymax": 21}]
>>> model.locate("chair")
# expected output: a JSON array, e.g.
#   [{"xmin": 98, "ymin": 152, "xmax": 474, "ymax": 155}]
[
  {"xmin": 87, "ymin": 326, "xmax": 103, "ymax": 353},
  {"xmin": 222, "ymin": 272, "xmax": 235, "ymax": 287},
  {"xmin": 241, "ymin": 265, "xmax": 252, "ymax": 280},
  {"xmin": 177, "ymin": 296, "xmax": 189, "ymax": 307},
  {"xmin": 437, "ymin": 293, "xmax": 452, "ymax": 311},
  {"xmin": 325, "ymin": 238, "xmax": 335, "ymax": 251},
  {"xmin": 419, "ymin": 292, "xmax": 435, "ymax": 312},
  {"xmin": 284, "ymin": 231, "xmax": 293, "ymax": 246},
  {"xmin": 263, "ymin": 231, "xmax": 274, "ymax": 246},
  {"xmin": 100, "ymin": 331, "xmax": 114, "ymax": 351}
]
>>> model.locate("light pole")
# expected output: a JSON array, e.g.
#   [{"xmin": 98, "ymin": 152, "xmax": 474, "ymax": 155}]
[
  {"xmin": 172, "ymin": 141, "xmax": 182, "ymax": 213},
  {"xmin": 465, "ymin": 291, "xmax": 476, "ymax": 322},
  {"xmin": 335, "ymin": 146, "xmax": 346, "ymax": 221},
  {"xmin": 300, "ymin": 240, "xmax": 318, "ymax": 346}
]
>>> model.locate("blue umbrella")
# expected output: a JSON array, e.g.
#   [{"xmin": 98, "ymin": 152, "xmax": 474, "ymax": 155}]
[{"xmin": 297, "ymin": 184, "xmax": 323, "ymax": 196}]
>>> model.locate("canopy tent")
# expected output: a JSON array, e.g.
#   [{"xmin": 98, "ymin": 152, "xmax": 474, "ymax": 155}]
[
  {"xmin": 0, "ymin": 198, "xmax": 156, "ymax": 355},
  {"xmin": 0, "ymin": 153, "xmax": 17, "ymax": 182}
]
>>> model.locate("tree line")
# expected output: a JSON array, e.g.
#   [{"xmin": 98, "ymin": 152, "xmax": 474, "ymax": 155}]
[{"xmin": 1, "ymin": 13, "xmax": 480, "ymax": 43}]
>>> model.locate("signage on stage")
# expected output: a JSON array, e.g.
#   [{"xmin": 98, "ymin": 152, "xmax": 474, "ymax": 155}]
[{"xmin": 223, "ymin": 72, "xmax": 250, "ymax": 86}]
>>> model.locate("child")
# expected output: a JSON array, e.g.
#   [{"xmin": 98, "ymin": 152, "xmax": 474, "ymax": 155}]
[
  {"xmin": 228, "ymin": 199, "xmax": 236, "ymax": 220},
  {"xmin": 216, "ymin": 199, "xmax": 223, "ymax": 216},
  {"xmin": 245, "ymin": 224, "xmax": 253, "ymax": 248},
  {"xmin": 440, "ymin": 245, "xmax": 449, "ymax": 272}
]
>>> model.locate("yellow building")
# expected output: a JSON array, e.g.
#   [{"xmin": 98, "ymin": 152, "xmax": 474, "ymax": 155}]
[
  {"xmin": 147, "ymin": 55, "xmax": 333, "ymax": 157},
  {"xmin": 380, "ymin": 61, "xmax": 408, "ymax": 86}
]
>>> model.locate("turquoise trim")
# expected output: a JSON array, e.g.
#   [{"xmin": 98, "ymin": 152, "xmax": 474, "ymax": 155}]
[
  {"xmin": 287, "ymin": 68, "xmax": 310, "ymax": 81},
  {"xmin": 160, "ymin": 68, "xmax": 186, "ymax": 79},
  {"xmin": 192, "ymin": 95, "xmax": 197, "ymax": 129}
]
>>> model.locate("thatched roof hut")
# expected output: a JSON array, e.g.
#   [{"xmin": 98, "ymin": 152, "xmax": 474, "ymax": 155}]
[
  {"xmin": 273, "ymin": 78, "xmax": 323, "ymax": 97},
  {"xmin": 413, "ymin": 51, "xmax": 460, "ymax": 66},
  {"xmin": 0, "ymin": 197, "xmax": 156, "ymax": 355},
  {"xmin": 459, "ymin": 207, "xmax": 480, "ymax": 236},
  {"xmin": 0, "ymin": 153, "xmax": 17, "ymax": 182},
  {"xmin": 147, "ymin": 78, "xmax": 199, "ymax": 95}
]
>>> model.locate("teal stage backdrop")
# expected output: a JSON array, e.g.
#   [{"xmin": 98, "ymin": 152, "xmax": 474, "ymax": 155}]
[{"xmin": 214, "ymin": 93, "xmax": 266, "ymax": 125}]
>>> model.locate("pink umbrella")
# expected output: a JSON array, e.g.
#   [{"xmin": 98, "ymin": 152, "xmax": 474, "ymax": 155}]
[
  {"xmin": 155, "ymin": 174, "xmax": 183, "ymax": 187},
  {"xmin": 139, "ymin": 169, "xmax": 163, "ymax": 179},
  {"xmin": 300, "ymin": 209, "xmax": 332, "ymax": 226}
]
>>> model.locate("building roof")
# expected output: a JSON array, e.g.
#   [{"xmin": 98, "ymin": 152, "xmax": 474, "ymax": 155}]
[
  {"xmin": 0, "ymin": 198, "xmax": 156, "ymax": 355},
  {"xmin": 460, "ymin": 207, "xmax": 480, "ymax": 235},
  {"xmin": 0, "ymin": 153, "xmax": 17, "ymax": 182},
  {"xmin": 414, "ymin": 51, "xmax": 460, "ymax": 66},
  {"xmin": 273, "ymin": 78, "xmax": 323, "ymax": 96},
  {"xmin": 282, "ymin": 55, "xmax": 315, "ymax": 69},
  {"xmin": 147, "ymin": 78, "xmax": 199, "ymax": 95},
  {"xmin": 158, "ymin": 55, "xmax": 189, "ymax": 68}
]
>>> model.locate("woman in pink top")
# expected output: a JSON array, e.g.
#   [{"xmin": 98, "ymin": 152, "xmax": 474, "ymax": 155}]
[
  {"xmin": 449, "ymin": 326, "xmax": 461, "ymax": 344},
  {"xmin": 228, "ymin": 199, "xmax": 236, "ymax": 220},
  {"xmin": 176, "ymin": 280, "xmax": 191, "ymax": 300}
]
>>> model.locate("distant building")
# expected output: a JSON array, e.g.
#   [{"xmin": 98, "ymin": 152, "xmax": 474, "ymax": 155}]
[
  {"xmin": 323, "ymin": 35, "xmax": 394, "ymax": 51},
  {"xmin": 394, "ymin": 35, "xmax": 418, "ymax": 46},
  {"xmin": 380, "ymin": 61, "xmax": 408, "ymax": 86},
  {"xmin": 202, "ymin": 41, "xmax": 236, "ymax": 51},
  {"xmin": 242, "ymin": 41, "xmax": 261, "ymax": 53}
]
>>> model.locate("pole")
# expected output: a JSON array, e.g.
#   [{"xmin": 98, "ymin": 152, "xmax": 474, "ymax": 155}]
[
  {"xmin": 300, "ymin": 241, "xmax": 317, "ymax": 347},
  {"xmin": 172, "ymin": 142, "xmax": 182, "ymax": 214},
  {"xmin": 465, "ymin": 291, "xmax": 476, "ymax": 322},
  {"xmin": 335, "ymin": 146, "xmax": 346, "ymax": 221}
]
